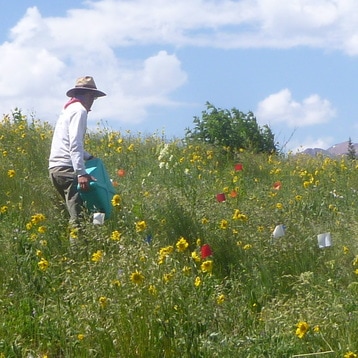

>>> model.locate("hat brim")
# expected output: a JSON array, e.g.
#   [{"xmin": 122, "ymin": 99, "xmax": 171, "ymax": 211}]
[{"xmin": 66, "ymin": 87, "xmax": 106, "ymax": 98}]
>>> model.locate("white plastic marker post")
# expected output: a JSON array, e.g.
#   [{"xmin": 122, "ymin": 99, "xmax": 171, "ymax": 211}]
[
  {"xmin": 93, "ymin": 212, "xmax": 105, "ymax": 225},
  {"xmin": 317, "ymin": 232, "xmax": 332, "ymax": 248},
  {"xmin": 272, "ymin": 224, "xmax": 286, "ymax": 239}
]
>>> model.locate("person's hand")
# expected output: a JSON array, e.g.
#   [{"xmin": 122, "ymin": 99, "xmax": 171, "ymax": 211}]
[{"xmin": 78, "ymin": 174, "xmax": 96, "ymax": 191}]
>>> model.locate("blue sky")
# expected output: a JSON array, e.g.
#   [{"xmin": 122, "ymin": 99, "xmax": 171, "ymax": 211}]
[{"xmin": 1, "ymin": 0, "xmax": 358, "ymax": 151}]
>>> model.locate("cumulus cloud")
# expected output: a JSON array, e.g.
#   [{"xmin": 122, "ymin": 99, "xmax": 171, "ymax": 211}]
[
  {"xmin": 0, "ymin": 5, "xmax": 188, "ymax": 125},
  {"xmin": 0, "ymin": 0, "xmax": 356, "ymax": 128},
  {"xmin": 255, "ymin": 89, "xmax": 336, "ymax": 127},
  {"xmin": 289, "ymin": 137, "xmax": 335, "ymax": 153}
]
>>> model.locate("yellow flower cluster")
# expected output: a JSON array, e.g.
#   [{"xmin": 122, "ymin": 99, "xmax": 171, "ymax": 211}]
[
  {"xmin": 38, "ymin": 257, "xmax": 49, "ymax": 272},
  {"xmin": 158, "ymin": 245, "xmax": 174, "ymax": 264},
  {"xmin": 111, "ymin": 230, "xmax": 121, "ymax": 241},
  {"xmin": 91, "ymin": 250, "xmax": 103, "ymax": 263},
  {"xmin": 135, "ymin": 220, "xmax": 147, "ymax": 233},
  {"xmin": 232, "ymin": 209, "xmax": 248, "ymax": 221},
  {"xmin": 176, "ymin": 237, "xmax": 189, "ymax": 252}
]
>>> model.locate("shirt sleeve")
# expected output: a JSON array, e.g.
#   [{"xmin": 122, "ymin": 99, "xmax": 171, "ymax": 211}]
[{"xmin": 68, "ymin": 108, "xmax": 88, "ymax": 176}]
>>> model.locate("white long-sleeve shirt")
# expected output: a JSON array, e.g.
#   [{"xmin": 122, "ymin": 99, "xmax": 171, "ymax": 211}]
[{"xmin": 49, "ymin": 101, "xmax": 92, "ymax": 176}]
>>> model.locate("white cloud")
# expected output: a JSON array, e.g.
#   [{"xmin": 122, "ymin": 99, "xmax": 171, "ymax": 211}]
[
  {"xmin": 288, "ymin": 137, "xmax": 335, "ymax": 153},
  {"xmin": 0, "ymin": 5, "xmax": 189, "ymax": 126},
  {"xmin": 9, "ymin": 1, "xmax": 358, "ymax": 52},
  {"xmin": 255, "ymin": 89, "xmax": 336, "ymax": 127},
  {"xmin": 0, "ymin": 0, "xmax": 357, "ymax": 128}
]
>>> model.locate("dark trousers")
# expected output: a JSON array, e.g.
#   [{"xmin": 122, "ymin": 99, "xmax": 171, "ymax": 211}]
[{"xmin": 49, "ymin": 166, "xmax": 83, "ymax": 225}]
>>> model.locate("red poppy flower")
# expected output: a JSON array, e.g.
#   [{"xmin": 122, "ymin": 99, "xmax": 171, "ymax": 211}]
[
  {"xmin": 216, "ymin": 193, "xmax": 226, "ymax": 202},
  {"xmin": 117, "ymin": 169, "xmax": 126, "ymax": 177},
  {"xmin": 201, "ymin": 244, "xmax": 213, "ymax": 258}
]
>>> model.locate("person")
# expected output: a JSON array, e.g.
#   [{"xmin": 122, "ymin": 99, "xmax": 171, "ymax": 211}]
[{"xmin": 49, "ymin": 76, "xmax": 106, "ymax": 226}]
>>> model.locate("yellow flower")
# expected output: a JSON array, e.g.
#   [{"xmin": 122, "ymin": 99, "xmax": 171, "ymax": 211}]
[
  {"xmin": 201, "ymin": 260, "xmax": 213, "ymax": 274},
  {"xmin": 69, "ymin": 228, "xmax": 78, "ymax": 239},
  {"xmin": 344, "ymin": 352, "xmax": 358, "ymax": 358},
  {"xmin": 243, "ymin": 244, "xmax": 252, "ymax": 250},
  {"xmin": 91, "ymin": 250, "xmax": 103, "ymax": 263},
  {"xmin": 158, "ymin": 245, "xmax": 174, "ymax": 264},
  {"xmin": 343, "ymin": 246, "xmax": 349, "ymax": 254},
  {"xmin": 194, "ymin": 276, "xmax": 201, "ymax": 287},
  {"xmin": 176, "ymin": 237, "xmax": 189, "ymax": 252},
  {"xmin": 232, "ymin": 209, "xmax": 248, "ymax": 221},
  {"xmin": 191, "ymin": 251, "xmax": 201, "ymax": 263},
  {"xmin": 163, "ymin": 272, "xmax": 174, "ymax": 283},
  {"xmin": 148, "ymin": 285, "xmax": 157, "ymax": 295},
  {"xmin": 182, "ymin": 266, "xmax": 191, "ymax": 275},
  {"xmin": 276, "ymin": 202, "xmax": 283, "ymax": 210},
  {"xmin": 77, "ymin": 334, "xmax": 85, "ymax": 341},
  {"xmin": 232, "ymin": 209, "xmax": 241, "ymax": 220},
  {"xmin": 38, "ymin": 257, "xmax": 49, "ymax": 272},
  {"xmin": 160, "ymin": 246, "xmax": 174, "ymax": 256},
  {"xmin": 216, "ymin": 294, "xmax": 225, "ymax": 304},
  {"xmin": 127, "ymin": 143, "xmax": 135, "ymax": 151},
  {"xmin": 7, "ymin": 169, "xmax": 16, "ymax": 178},
  {"xmin": 295, "ymin": 195, "xmax": 302, "ymax": 201},
  {"xmin": 313, "ymin": 325, "xmax": 320, "ymax": 333},
  {"xmin": 303, "ymin": 181, "xmax": 311, "ymax": 189},
  {"xmin": 38, "ymin": 226, "xmax": 46, "ymax": 234},
  {"xmin": 130, "ymin": 270, "xmax": 144, "ymax": 284},
  {"xmin": 111, "ymin": 194, "xmax": 121, "ymax": 207},
  {"xmin": 111, "ymin": 279, "xmax": 121, "ymax": 287},
  {"xmin": 135, "ymin": 220, "xmax": 147, "ymax": 232},
  {"xmin": 295, "ymin": 321, "xmax": 309, "ymax": 339},
  {"xmin": 0, "ymin": 205, "xmax": 8, "ymax": 214},
  {"xmin": 111, "ymin": 230, "xmax": 121, "ymax": 241},
  {"xmin": 98, "ymin": 296, "xmax": 108, "ymax": 308},
  {"xmin": 220, "ymin": 219, "xmax": 228, "ymax": 230},
  {"xmin": 31, "ymin": 213, "xmax": 46, "ymax": 225},
  {"xmin": 201, "ymin": 217, "xmax": 209, "ymax": 224},
  {"xmin": 353, "ymin": 255, "xmax": 358, "ymax": 266}
]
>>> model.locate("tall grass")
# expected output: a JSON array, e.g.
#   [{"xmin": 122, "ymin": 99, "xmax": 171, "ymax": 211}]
[{"xmin": 1, "ymin": 110, "xmax": 358, "ymax": 357}]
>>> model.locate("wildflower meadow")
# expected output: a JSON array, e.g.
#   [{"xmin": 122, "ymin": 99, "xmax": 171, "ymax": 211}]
[{"xmin": 0, "ymin": 110, "xmax": 358, "ymax": 357}]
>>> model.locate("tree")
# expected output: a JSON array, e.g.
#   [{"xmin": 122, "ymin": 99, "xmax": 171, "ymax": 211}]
[
  {"xmin": 347, "ymin": 137, "xmax": 356, "ymax": 160},
  {"xmin": 185, "ymin": 102, "xmax": 277, "ymax": 153}
]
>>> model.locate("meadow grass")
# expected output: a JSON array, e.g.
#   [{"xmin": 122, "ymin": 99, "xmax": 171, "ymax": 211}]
[{"xmin": 0, "ymin": 110, "xmax": 358, "ymax": 357}]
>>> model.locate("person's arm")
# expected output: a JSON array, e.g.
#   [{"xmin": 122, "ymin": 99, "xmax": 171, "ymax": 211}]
[{"xmin": 68, "ymin": 108, "xmax": 88, "ymax": 176}]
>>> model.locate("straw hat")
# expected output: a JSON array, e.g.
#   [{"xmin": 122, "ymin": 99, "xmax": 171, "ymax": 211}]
[{"xmin": 66, "ymin": 76, "xmax": 106, "ymax": 97}]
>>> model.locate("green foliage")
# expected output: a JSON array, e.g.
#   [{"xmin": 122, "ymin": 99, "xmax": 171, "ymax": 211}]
[
  {"xmin": 185, "ymin": 102, "xmax": 277, "ymax": 154},
  {"xmin": 1, "ymin": 110, "xmax": 358, "ymax": 357}
]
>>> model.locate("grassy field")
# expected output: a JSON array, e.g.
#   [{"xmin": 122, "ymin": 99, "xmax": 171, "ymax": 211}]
[{"xmin": 0, "ymin": 110, "xmax": 358, "ymax": 357}]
